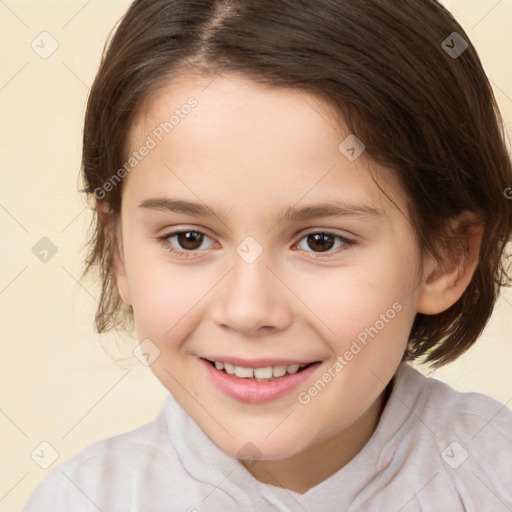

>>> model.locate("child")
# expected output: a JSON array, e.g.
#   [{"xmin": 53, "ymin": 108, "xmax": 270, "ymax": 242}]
[{"xmin": 25, "ymin": 0, "xmax": 512, "ymax": 510}]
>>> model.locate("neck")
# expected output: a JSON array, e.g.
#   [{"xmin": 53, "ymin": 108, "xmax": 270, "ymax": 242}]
[{"xmin": 242, "ymin": 386, "xmax": 390, "ymax": 494}]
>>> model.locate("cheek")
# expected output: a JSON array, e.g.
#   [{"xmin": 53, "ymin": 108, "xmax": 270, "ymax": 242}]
[
  {"xmin": 124, "ymin": 246, "xmax": 235, "ymax": 350},
  {"xmin": 295, "ymin": 254, "xmax": 417, "ymax": 348},
  {"xmin": 122, "ymin": 241, "xmax": 201, "ymax": 339}
]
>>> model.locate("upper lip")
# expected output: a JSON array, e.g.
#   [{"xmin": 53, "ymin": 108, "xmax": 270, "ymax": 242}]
[{"xmin": 201, "ymin": 356, "xmax": 321, "ymax": 368}]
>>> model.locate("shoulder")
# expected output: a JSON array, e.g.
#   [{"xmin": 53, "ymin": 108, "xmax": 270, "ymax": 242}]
[
  {"xmin": 24, "ymin": 403, "xmax": 175, "ymax": 511},
  {"xmin": 399, "ymin": 363, "xmax": 512, "ymax": 442},
  {"xmin": 391, "ymin": 364, "xmax": 512, "ymax": 509}
]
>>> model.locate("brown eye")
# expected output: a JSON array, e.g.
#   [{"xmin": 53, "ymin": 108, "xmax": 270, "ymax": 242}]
[
  {"xmin": 160, "ymin": 230, "xmax": 216, "ymax": 257},
  {"xmin": 296, "ymin": 231, "xmax": 354, "ymax": 258},
  {"xmin": 305, "ymin": 233, "xmax": 336, "ymax": 252},
  {"xmin": 174, "ymin": 231, "xmax": 204, "ymax": 250}
]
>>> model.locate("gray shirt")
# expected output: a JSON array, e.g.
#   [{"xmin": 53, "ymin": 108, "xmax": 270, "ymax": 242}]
[{"xmin": 24, "ymin": 363, "xmax": 512, "ymax": 511}]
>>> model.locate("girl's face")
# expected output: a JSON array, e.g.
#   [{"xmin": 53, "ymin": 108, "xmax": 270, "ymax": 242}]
[{"xmin": 115, "ymin": 73, "xmax": 426, "ymax": 463}]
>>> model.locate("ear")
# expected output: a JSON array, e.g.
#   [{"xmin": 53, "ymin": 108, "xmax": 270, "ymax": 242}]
[
  {"xmin": 417, "ymin": 212, "xmax": 483, "ymax": 315},
  {"xmin": 98, "ymin": 204, "xmax": 132, "ymax": 306}
]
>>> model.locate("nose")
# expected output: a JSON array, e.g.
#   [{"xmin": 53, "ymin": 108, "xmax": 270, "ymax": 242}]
[{"xmin": 211, "ymin": 251, "xmax": 294, "ymax": 336}]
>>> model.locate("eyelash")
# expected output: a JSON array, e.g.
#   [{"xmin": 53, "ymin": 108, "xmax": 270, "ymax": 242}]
[{"xmin": 157, "ymin": 229, "xmax": 356, "ymax": 259}]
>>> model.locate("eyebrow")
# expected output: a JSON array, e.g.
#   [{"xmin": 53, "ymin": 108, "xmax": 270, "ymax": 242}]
[{"xmin": 138, "ymin": 198, "xmax": 383, "ymax": 223}]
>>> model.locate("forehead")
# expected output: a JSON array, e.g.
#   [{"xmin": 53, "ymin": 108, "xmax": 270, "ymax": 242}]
[
  {"xmin": 131, "ymin": 72, "xmax": 344, "ymax": 159},
  {"xmin": 125, "ymin": 72, "xmax": 407, "ymax": 219}
]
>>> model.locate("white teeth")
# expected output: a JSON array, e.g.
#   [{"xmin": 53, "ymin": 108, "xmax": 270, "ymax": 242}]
[
  {"xmin": 235, "ymin": 366, "xmax": 254, "ymax": 378},
  {"xmin": 211, "ymin": 360, "xmax": 310, "ymax": 379},
  {"xmin": 254, "ymin": 367, "xmax": 273, "ymax": 379},
  {"xmin": 224, "ymin": 362, "xmax": 235, "ymax": 375},
  {"xmin": 286, "ymin": 364, "xmax": 300, "ymax": 375},
  {"xmin": 272, "ymin": 365, "xmax": 287, "ymax": 377}
]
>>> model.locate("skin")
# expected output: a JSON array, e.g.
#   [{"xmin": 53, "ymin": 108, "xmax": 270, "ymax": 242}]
[{"xmin": 112, "ymin": 72, "xmax": 481, "ymax": 494}]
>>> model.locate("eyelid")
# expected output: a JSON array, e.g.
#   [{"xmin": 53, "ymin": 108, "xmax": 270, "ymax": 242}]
[
  {"xmin": 158, "ymin": 227, "xmax": 356, "ymax": 259},
  {"xmin": 295, "ymin": 225, "xmax": 357, "ymax": 240},
  {"xmin": 292, "ymin": 230, "xmax": 356, "ymax": 258},
  {"xmin": 159, "ymin": 228, "xmax": 218, "ymax": 254}
]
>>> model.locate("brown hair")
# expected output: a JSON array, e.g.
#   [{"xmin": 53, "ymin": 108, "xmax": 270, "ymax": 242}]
[{"xmin": 81, "ymin": 0, "xmax": 512, "ymax": 367}]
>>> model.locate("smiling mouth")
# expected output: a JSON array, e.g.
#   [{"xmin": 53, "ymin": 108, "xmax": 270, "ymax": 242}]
[{"xmin": 203, "ymin": 358, "xmax": 319, "ymax": 382}]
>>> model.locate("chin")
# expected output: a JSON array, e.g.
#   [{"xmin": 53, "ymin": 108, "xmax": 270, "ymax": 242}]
[{"xmin": 213, "ymin": 428, "xmax": 311, "ymax": 462}]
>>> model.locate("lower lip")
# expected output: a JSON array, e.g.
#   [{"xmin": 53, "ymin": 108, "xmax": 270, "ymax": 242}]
[{"xmin": 199, "ymin": 358, "xmax": 321, "ymax": 404}]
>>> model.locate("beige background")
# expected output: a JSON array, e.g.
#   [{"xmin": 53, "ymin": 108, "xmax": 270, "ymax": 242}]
[{"xmin": 0, "ymin": 1, "xmax": 511, "ymax": 510}]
